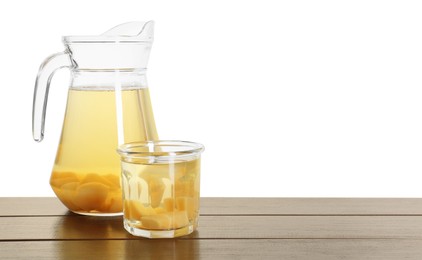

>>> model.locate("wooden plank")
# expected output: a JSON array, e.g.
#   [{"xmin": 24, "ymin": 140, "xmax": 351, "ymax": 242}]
[
  {"xmin": 201, "ymin": 197, "xmax": 422, "ymax": 215},
  {"xmin": 0, "ymin": 197, "xmax": 69, "ymax": 216},
  {"xmin": 2, "ymin": 215, "xmax": 422, "ymax": 240},
  {"xmin": 1, "ymin": 239, "xmax": 422, "ymax": 260},
  {"xmin": 3, "ymin": 197, "xmax": 422, "ymax": 216}
]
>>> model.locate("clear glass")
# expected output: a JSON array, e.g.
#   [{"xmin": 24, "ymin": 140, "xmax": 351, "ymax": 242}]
[
  {"xmin": 117, "ymin": 141, "xmax": 205, "ymax": 238},
  {"xmin": 33, "ymin": 22, "xmax": 158, "ymax": 216}
]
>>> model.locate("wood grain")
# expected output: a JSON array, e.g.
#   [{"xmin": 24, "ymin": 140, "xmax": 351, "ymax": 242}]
[
  {"xmin": 2, "ymin": 239, "xmax": 422, "ymax": 260},
  {"xmin": 2, "ymin": 215, "xmax": 422, "ymax": 240},
  {"xmin": 3, "ymin": 197, "xmax": 422, "ymax": 216}
]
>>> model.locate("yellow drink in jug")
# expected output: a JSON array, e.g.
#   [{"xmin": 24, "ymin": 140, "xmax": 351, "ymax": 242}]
[{"xmin": 50, "ymin": 88, "xmax": 158, "ymax": 216}]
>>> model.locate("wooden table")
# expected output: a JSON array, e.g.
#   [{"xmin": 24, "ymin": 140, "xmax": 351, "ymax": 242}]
[{"xmin": 1, "ymin": 198, "xmax": 422, "ymax": 259}]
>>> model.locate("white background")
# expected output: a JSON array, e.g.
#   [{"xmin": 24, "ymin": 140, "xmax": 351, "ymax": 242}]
[{"xmin": 1, "ymin": 0, "xmax": 422, "ymax": 197}]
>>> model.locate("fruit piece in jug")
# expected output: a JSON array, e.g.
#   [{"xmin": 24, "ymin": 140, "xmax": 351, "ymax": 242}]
[
  {"xmin": 99, "ymin": 192, "xmax": 123, "ymax": 213},
  {"xmin": 50, "ymin": 171, "xmax": 124, "ymax": 213},
  {"xmin": 54, "ymin": 182, "xmax": 80, "ymax": 211},
  {"xmin": 107, "ymin": 196, "xmax": 124, "ymax": 213},
  {"xmin": 50, "ymin": 172, "xmax": 79, "ymax": 188},
  {"xmin": 103, "ymin": 173, "xmax": 121, "ymax": 189},
  {"xmin": 74, "ymin": 182, "xmax": 109, "ymax": 211},
  {"xmin": 81, "ymin": 173, "xmax": 118, "ymax": 189}
]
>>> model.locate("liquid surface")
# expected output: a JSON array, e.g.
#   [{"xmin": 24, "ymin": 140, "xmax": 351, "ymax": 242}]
[
  {"xmin": 122, "ymin": 158, "xmax": 200, "ymax": 237},
  {"xmin": 50, "ymin": 88, "xmax": 158, "ymax": 215}
]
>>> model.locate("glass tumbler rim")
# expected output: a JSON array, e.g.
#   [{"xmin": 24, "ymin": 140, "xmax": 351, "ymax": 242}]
[{"xmin": 117, "ymin": 140, "xmax": 204, "ymax": 161}]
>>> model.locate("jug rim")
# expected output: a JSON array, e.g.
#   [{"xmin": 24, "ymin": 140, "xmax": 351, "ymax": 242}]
[{"xmin": 63, "ymin": 35, "xmax": 153, "ymax": 44}]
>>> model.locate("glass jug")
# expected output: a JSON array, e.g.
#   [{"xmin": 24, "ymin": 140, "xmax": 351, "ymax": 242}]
[{"xmin": 32, "ymin": 21, "xmax": 159, "ymax": 216}]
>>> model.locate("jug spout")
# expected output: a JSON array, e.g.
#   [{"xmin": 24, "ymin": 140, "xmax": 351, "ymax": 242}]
[{"xmin": 101, "ymin": 21, "xmax": 154, "ymax": 42}]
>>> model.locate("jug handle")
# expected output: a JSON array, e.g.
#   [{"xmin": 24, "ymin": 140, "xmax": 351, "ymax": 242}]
[{"xmin": 32, "ymin": 52, "xmax": 71, "ymax": 142}]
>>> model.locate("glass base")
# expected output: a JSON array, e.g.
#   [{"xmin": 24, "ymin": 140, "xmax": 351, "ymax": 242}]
[
  {"xmin": 71, "ymin": 211, "xmax": 123, "ymax": 217},
  {"xmin": 124, "ymin": 219, "xmax": 194, "ymax": 238}
]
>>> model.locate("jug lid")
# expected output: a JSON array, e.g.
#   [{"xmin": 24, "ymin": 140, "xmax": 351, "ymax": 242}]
[{"xmin": 63, "ymin": 21, "xmax": 154, "ymax": 43}]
